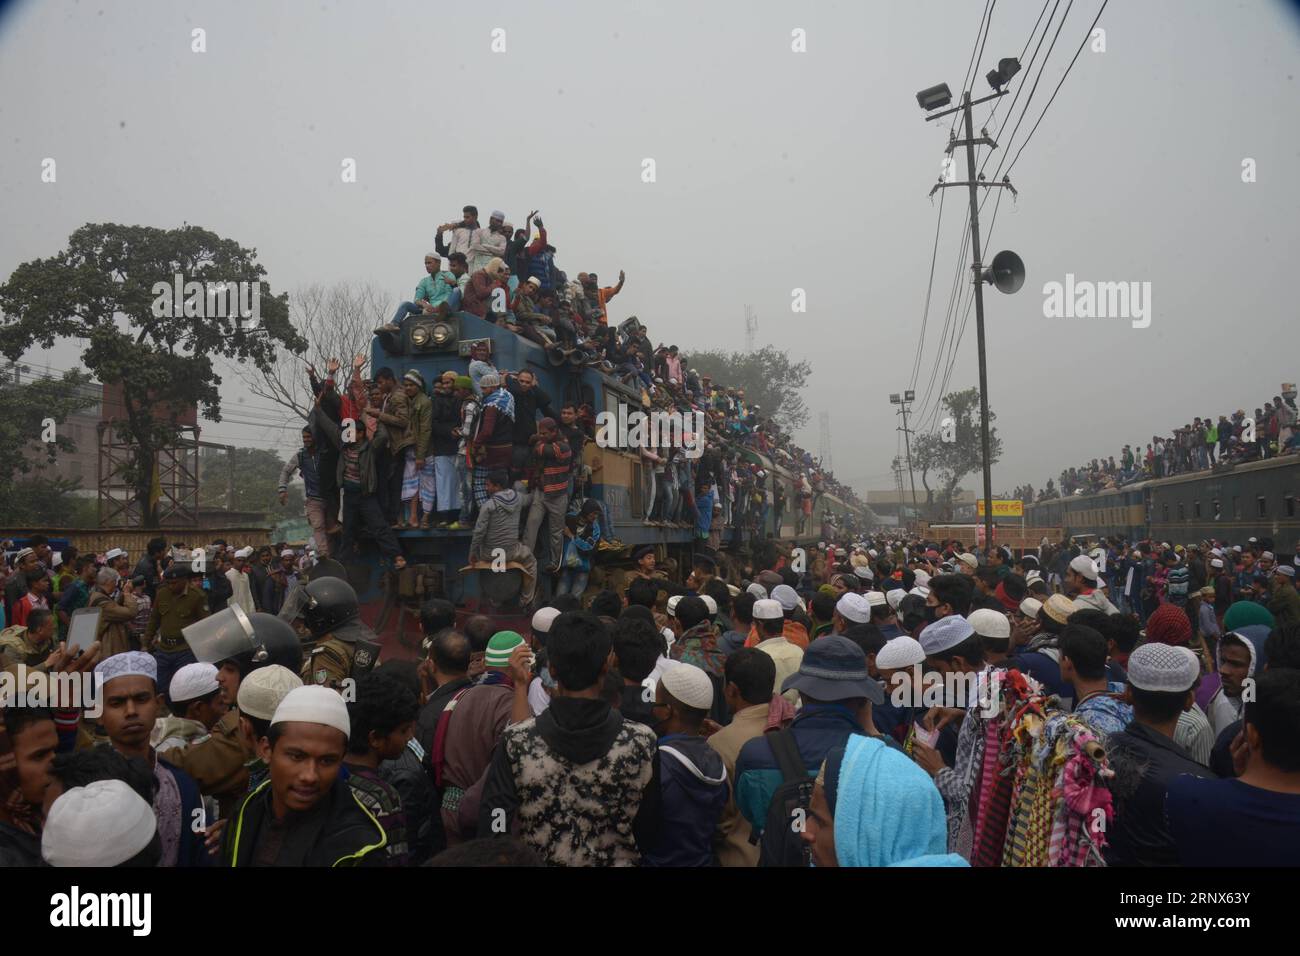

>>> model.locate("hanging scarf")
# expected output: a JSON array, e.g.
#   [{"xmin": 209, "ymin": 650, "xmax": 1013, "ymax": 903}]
[{"xmin": 484, "ymin": 386, "xmax": 515, "ymax": 421}]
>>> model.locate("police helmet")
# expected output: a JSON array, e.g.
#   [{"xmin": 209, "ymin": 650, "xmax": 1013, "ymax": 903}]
[{"xmin": 301, "ymin": 576, "xmax": 360, "ymax": 639}]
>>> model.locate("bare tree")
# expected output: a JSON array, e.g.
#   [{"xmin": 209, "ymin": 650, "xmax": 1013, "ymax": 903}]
[{"xmin": 238, "ymin": 280, "xmax": 387, "ymax": 421}]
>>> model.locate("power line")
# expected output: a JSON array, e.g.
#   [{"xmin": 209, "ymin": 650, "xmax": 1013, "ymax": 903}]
[
  {"xmin": 1003, "ymin": 0, "xmax": 1110, "ymax": 179},
  {"xmin": 979, "ymin": 0, "xmax": 1062, "ymax": 181},
  {"xmin": 909, "ymin": 187, "xmax": 948, "ymax": 390}
]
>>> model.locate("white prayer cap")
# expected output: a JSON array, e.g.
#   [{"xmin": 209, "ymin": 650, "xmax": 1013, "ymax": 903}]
[
  {"xmin": 43, "ymin": 780, "xmax": 158, "ymax": 867},
  {"xmin": 913, "ymin": 570, "xmax": 931, "ymax": 588},
  {"xmin": 865, "ymin": 590, "xmax": 888, "ymax": 608},
  {"xmin": 700, "ymin": 594, "xmax": 718, "ymax": 616},
  {"xmin": 752, "ymin": 598, "xmax": 784, "ymax": 621},
  {"xmin": 1069, "ymin": 555, "xmax": 1099, "ymax": 580},
  {"xmin": 235, "ymin": 547, "xmax": 254, "ymax": 559},
  {"xmin": 1210, "ymin": 558, "xmax": 1224, "ymax": 569},
  {"xmin": 104, "ymin": 548, "xmax": 126, "ymax": 561},
  {"xmin": 531, "ymin": 606, "xmax": 562, "ymax": 634},
  {"xmin": 771, "ymin": 585, "xmax": 799, "ymax": 612},
  {"xmin": 237, "ymin": 665, "xmax": 303, "ymax": 721},
  {"xmin": 886, "ymin": 588, "xmax": 907, "ymax": 611},
  {"xmin": 875, "ymin": 635, "xmax": 925, "ymax": 670},
  {"xmin": 853, "ymin": 564, "xmax": 874, "ymax": 581},
  {"xmin": 1019, "ymin": 597, "xmax": 1043, "ymax": 619},
  {"xmin": 968, "ymin": 608, "xmax": 1011, "ymax": 640},
  {"xmin": 957, "ymin": 553, "xmax": 979, "ymax": 569},
  {"xmin": 271, "ymin": 684, "xmax": 350, "ymax": 740},
  {"xmin": 746, "ymin": 582, "xmax": 768, "ymax": 599},
  {"xmin": 666, "ymin": 595, "xmax": 684, "ymax": 616},
  {"xmin": 169, "ymin": 662, "xmax": 220, "ymax": 704},
  {"xmin": 95, "ymin": 651, "xmax": 157, "ymax": 687},
  {"xmin": 659, "ymin": 662, "xmax": 713, "ymax": 710},
  {"xmin": 836, "ymin": 593, "xmax": 872, "ymax": 624},
  {"xmin": 280, "ymin": 549, "xmax": 296, "ymax": 559},
  {"xmin": 1127, "ymin": 643, "xmax": 1200, "ymax": 694},
  {"xmin": 919, "ymin": 615, "xmax": 975, "ymax": 655}
]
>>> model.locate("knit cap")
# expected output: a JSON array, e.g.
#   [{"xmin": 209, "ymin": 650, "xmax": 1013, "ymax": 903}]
[
  {"xmin": 1145, "ymin": 603, "xmax": 1191, "ymax": 646},
  {"xmin": 486, "ymin": 630, "xmax": 526, "ymax": 668}
]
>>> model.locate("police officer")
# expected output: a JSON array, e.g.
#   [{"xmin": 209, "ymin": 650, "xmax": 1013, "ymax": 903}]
[
  {"xmin": 299, "ymin": 577, "xmax": 380, "ymax": 689},
  {"xmin": 168, "ymin": 608, "xmax": 305, "ymax": 818}
]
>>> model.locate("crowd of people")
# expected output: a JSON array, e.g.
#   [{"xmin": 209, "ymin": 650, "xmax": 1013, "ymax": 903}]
[
  {"xmin": 339, "ymin": 204, "xmax": 867, "ymax": 559},
  {"xmin": 1035, "ymin": 390, "xmax": 1299, "ymax": 499},
  {"xmin": 3, "ymin": 521, "xmax": 1298, "ymax": 868}
]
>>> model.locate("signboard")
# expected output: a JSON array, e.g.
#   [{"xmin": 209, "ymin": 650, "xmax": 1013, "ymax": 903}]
[{"xmin": 976, "ymin": 499, "xmax": 1024, "ymax": 518}]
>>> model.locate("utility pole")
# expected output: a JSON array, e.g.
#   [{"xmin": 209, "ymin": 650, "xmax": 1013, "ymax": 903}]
[
  {"xmin": 818, "ymin": 411, "xmax": 832, "ymax": 473},
  {"xmin": 920, "ymin": 69, "xmax": 1024, "ymax": 553},
  {"xmin": 961, "ymin": 90, "xmax": 996, "ymax": 554},
  {"xmin": 744, "ymin": 305, "xmax": 758, "ymax": 352},
  {"xmin": 890, "ymin": 391, "xmax": 920, "ymax": 529}
]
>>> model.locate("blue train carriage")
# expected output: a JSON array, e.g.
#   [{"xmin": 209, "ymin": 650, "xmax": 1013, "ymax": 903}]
[
  {"xmin": 1024, "ymin": 456, "xmax": 1300, "ymax": 548},
  {"xmin": 349, "ymin": 311, "xmax": 696, "ymax": 645}
]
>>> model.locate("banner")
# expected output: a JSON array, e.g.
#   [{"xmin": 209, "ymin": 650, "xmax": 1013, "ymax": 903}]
[{"xmin": 976, "ymin": 499, "xmax": 1024, "ymax": 518}]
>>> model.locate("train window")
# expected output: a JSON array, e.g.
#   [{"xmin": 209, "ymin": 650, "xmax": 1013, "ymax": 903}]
[
  {"xmin": 1162, "ymin": 504, "xmax": 1169, "ymax": 522},
  {"xmin": 1287, "ymin": 495, "xmax": 1296, "ymax": 518},
  {"xmin": 1212, "ymin": 498, "xmax": 1221, "ymax": 520},
  {"xmin": 1257, "ymin": 496, "xmax": 1267, "ymax": 518},
  {"xmin": 1194, "ymin": 500, "xmax": 1201, "ymax": 518},
  {"xmin": 1177, "ymin": 503, "xmax": 1185, "ymax": 521},
  {"xmin": 1233, "ymin": 496, "xmax": 1241, "ymax": 520}
]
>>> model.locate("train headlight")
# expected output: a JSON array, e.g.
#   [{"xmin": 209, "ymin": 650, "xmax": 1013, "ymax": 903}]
[
  {"xmin": 410, "ymin": 325, "xmax": 431, "ymax": 347},
  {"xmin": 431, "ymin": 322, "xmax": 451, "ymax": 345}
]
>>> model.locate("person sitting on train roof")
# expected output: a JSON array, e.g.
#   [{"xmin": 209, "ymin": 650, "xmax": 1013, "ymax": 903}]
[{"xmin": 377, "ymin": 252, "xmax": 462, "ymax": 339}]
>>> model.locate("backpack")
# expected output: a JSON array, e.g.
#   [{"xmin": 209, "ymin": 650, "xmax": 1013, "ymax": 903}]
[{"xmin": 757, "ymin": 728, "xmax": 814, "ymax": 867}]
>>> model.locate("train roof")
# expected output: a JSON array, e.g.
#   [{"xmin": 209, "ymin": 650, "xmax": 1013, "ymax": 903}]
[{"xmin": 1032, "ymin": 455, "xmax": 1300, "ymax": 508}]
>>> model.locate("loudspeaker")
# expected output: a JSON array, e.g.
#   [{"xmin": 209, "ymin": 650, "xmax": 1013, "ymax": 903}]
[{"xmin": 983, "ymin": 250, "xmax": 1025, "ymax": 294}]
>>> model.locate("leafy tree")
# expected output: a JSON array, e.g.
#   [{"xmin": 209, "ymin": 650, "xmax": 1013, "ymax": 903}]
[
  {"xmin": 198, "ymin": 446, "xmax": 303, "ymax": 523},
  {"xmin": 0, "ymin": 223, "xmax": 305, "ymax": 526},
  {"xmin": 235, "ymin": 280, "xmax": 385, "ymax": 421},
  {"xmin": 688, "ymin": 345, "xmax": 812, "ymax": 431},
  {"xmin": 911, "ymin": 387, "xmax": 1002, "ymax": 522},
  {"xmin": 0, "ymin": 370, "xmax": 98, "ymax": 525}
]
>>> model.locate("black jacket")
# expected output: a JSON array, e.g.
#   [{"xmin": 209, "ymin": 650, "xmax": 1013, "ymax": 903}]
[
  {"xmin": 222, "ymin": 777, "xmax": 387, "ymax": 867},
  {"xmin": 380, "ymin": 737, "xmax": 440, "ymax": 865},
  {"xmin": 0, "ymin": 821, "xmax": 42, "ymax": 867},
  {"xmin": 506, "ymin": 379, "xmax": 555, "ymax": 446},
  {"xmin": 1103, "ymin": 721, "xmax": 1216, "ymax": 867},
  {"xmin": 429, "ymin": 393, "xmax": 462, "ymax": 457}
]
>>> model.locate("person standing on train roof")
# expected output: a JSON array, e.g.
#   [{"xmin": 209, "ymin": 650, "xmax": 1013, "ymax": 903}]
[{"xmin": 434, "ymin": 205, "xmax": 478, "ymax": 260}]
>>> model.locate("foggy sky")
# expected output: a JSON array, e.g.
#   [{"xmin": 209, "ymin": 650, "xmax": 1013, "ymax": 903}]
[{"xmin": 2, "ymin": 0, "xmax": 1298, "ymax": 500}]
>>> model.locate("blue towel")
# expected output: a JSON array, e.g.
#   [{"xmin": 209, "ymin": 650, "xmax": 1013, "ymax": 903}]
[{"xmin": 832, "ymin": 734, "xmax": 969, "ymax": 868}]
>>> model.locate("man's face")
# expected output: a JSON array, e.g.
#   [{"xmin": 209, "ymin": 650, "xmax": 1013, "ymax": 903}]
[
  {"xmin": 33, "ymin": 613, "xmax": 56, "ymax": 646},
  {"xmin": 561, "ymin": 407, "xmax": 576, "ymax": 425},
  {"xmin": 517, "ymin": 371, "xmax": 535, "ymax": 390},
  {"xmin": 31, "ymin": 576, "xmax": 49, "ymax": 597},
  {"xmin": 80, "ymin": 563, "xmax": 97, "ymax": 584},
  {"xmin": 114, "ymin": 556, "xmax": 130, "ymax": 574},
  {"xmin": 259, "ymin": 550, "xmax": 272, "ymax": 567},
  {"xmin": 638, "ymin": 553, "xmax": 656, "ymax": 573},
  {"xmin": 1219, "ymin": 641, "xmax": 1252, "ymax": 697},
  {"xmin": 281, "ymin": 555, "xmax": 296, "ymax": 573},
  {"xmin": 403, "ymin": 381, "xmax": 420, "ymax": 400},
  {"xmin": 216, "ymin": 663, "xmax": 242, "ymax": 706},
  {"xmin": 801, "ymin": 782, "xmax": 838, "ymax": 868},
  {"xmin": 192, "ymin": 693, "xmax": 230, "ymax": 731},
  {"xmin": 302, "ymin": 430, "xmax": 315, "ymax": 451},
  {"xmin": 167, "ymin": 576, "xmax": 187, "ymax": 595},
  {"xmin": 424, "ymin": 256, "xmax": 438, "ymax": 274},
  {"xmin": 372, "ymin": 720, "xmax": 416, "ymax": 762},
  {"xmin": 263, "ymin": 722, "xmax": 347, "ymax": 814},
  {"xmin": 1241, "ymin": 554, "xmax": 1254, "ymax": 571},
  {"xmin": 18, "ymin": 554, "xmax": 38, "ymax": 575},
  {"xmin": 1064, "ymin": 570, "xmax": 1083, "ymax": 596},
  {"xmin": 449, "ymin": 258, "xmax": 466, "ymax": 277},
  {"xmin": 10, "ymin": 718, "xmax": 57, "ymax": 808},
  {"xmin": 537, "ymin": 424, "xmax": 557, "ymax": 443},
  {"xmin": 925, "ymin": 593, "xmax": 950, "ymax": 619},
  {"xmin": 461, "ymin": 210, "xmax": 475, "ymax": 225},
  {"xmin": 101, "ymin": 675, "xmax": 161, "ymax": 751}
]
